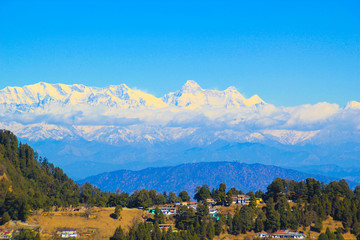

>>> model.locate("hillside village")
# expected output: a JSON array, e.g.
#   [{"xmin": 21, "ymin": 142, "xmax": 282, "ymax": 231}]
[{"xmin": 0, "ymin": 190, "xmax": 356, "ymax": 240}]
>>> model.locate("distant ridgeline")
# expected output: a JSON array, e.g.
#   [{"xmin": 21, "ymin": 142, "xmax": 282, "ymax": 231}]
[{"xmin": 2, "ymin": 130, "xmax": 360, "ymax": 240}]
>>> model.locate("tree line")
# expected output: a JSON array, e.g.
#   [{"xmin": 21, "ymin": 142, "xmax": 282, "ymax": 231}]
[{"xmin": 110, "ymin": 179, "xmax": 360, "ymax": 240}]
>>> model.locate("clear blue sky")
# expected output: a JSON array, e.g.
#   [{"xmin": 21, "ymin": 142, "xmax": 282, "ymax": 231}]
[{"xmin": 0, "ymin": 0, "xmax": 359, "ymax": 106}]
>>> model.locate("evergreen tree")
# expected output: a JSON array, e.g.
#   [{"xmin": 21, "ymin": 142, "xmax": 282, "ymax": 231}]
[
  {"xmin": 1, "ymin": 211, "xmax": 10, "ymax": 224},
  {"xmin": 206, "ymin": 221, "xmax": 215, "ymax": 240},
  {"xmin": 265, "ymin": 198, "xmax": 280, "ymax": 232},
  {"xmin": 152, "ymin": 221, "xmax": 162, "ymax": 240},
  {"xmin": 232, "ymin": 211, "xmax": 242, "ymax": 235},
  {"xmin": 336, "ymin": 232, "xmax": 345, "ymax": 240},
  {"xmin": 319, "ymin": 233, "xmax": 329, "ymax": 240},
  {"xmin": 194, "ymin": 185, "xmax": 211, "ymax": 203},
  {"xmin": 215, "ymin": 215, "xmax": 225, "ymax": 235},
  {"xmin": 154, "ymin": 207, "xmax": 165, "ymax": 224},
  {"xmin": 313, "ymin": 218, "xmax": 323, "ymax": 233},
  {"xmin": 196, "ymin": 202, "xmax": 209, "ymax": 222},
  {"xmin": 175, "ymin": 206, "xmax": 196, "ymax": 230},
  {"xmin": 114, "ymin": 205, "xmax": 122, "ymax": 219},
  {"xmin": 326, "ymin": 227, "xmax": 337, "ymax": 240},
  {"xmin": 14, "ymin": 229, "xmax": 38, "ymax": 240},
  {"xmin": 179, "ymin": 190, "xmax": 190, "ymax": 202},
  {"xmin": 255, "ymin": 214, "xmax": 265, "ymax": 233},
  {"xmin": 110, "ymin": 226, "xmax": 126, "ymax": 240}
]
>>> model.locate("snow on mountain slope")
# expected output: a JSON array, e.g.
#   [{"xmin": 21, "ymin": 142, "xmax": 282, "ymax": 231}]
[
  {"xmin": 0, "ymin": 82, "xmax": 167, "ymax": 110},
  {"xmin": 261, "ymin": 129, "xmax": 320, "ymax": 145},
  {"xmin": 345, "ymin": 101, "xmax": 360, "ymax": 110},
  {"xmin": 0, "ymin": 120, "xmax": 349, "ymax": 146},
  {"xmin": 0, "ymin": 81, "xmax": 359, "ymax": 146},
  {"xmin": 0, "ymin": 121, "xmax": 199, "ymax": 144},
  {"xmin": 162, "ymin": 80, "xmax": 265, "ymax": 109},
  {"xmin": 0, "ymin": 121, "xmax": 75, "ymax": 141}
]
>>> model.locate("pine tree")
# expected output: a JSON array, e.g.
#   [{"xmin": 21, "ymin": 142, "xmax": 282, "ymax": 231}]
[
  {"xmin": 1, "ymin": 211, "xmax": 10, "ymax": 224},
  {"xmin": 336, "ymin": 232, "xmax": 345, "ymax": 240},
  {"xmin": 319, "ymin": 233, "xmax": 329, "ymax": 240},
  {"xmin": 326, "ymin": 228, "xmax": 337, "ymax": 240},
  {"xmin": 313, "ymin": 218, "xmax": 323, "ymax": 233},
  {"xmin": 232, "ymin": 211, "xmax": 242, "ymax": 235},
  {"xmin": 215, "ymin": 215, "xmax": 225, "ymax": 235},
  {"xmin": 206, "ymin": 221, "xmax": 215, "ymax": 240},
  {"xmin": 152, "ymin": 221, "xmax": 162, "ymax": 240},
  {"xmin": 114, "ymin": 205, "xmax": 122, "ymax": 219},
  {"xmin": 255, "ymin": 216, "xmax": 264, "ymax": 233},
  {"xmin": 265, "ymin": 198, "xmax": 280, "ymax": 232},
  {"xmin": 110, "ymin": 226, "xmax": 126, "ymax": 240}
]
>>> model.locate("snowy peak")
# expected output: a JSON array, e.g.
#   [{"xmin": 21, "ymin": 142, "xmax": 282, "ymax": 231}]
[
  {"xmin": 181, "ymin": 80, "xmax": 202, "ymax": 92},
  {"xmin": 162, "ymin": 80, "xmax": 265, "ymax": 109},
  {"xmin": 345, "ymin": 101, "xmax": 360, "ymax": 110},
  {"xmin": 244, "ymin": 94, "xmax": 265, "ymax": 106},
  {"xmin": 0, "ymin": 81, "xmax": 265, "ymax": 111},
  {"xmin": 0, "ymin": 82, "xmax": 167, "ymax": 109},
  {"xmin": 0, "ymin": 81, "xmax": 359, "ymax": 147}
]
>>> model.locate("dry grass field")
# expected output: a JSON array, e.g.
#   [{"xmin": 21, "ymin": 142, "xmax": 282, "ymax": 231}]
[
  {"xmin": 308, "ymin": 216, "xmax": 356, "ymax": 240},
  {"xmin": 2, "ymin": 206, "xmax": 357, "ymax": 240},
  {"xmin": 26, "ymin": 207, "xmax": 144, "ymax": 239}
]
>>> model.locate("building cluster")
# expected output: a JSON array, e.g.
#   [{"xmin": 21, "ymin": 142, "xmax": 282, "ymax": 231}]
[
  {"xmin": 56, "ymin": 228, "xmax": 78, "ymax": 238},
  {"xmin": 0, "ymin": 229, "xmax": 12, "ymax": 240},
  {"xmin": 148, "ymin": 201, "xmax": 220, "ymax": 217},
  {"xmin": 158, "ymin": 224, "xmax": 178, "ymax": 232},
  {"xmin": 258, "ymin": 230, "xmax": 306, "ymax": 239},
  {"xmin": 232, "ymin": 194, "xmax": 264, "ymax": 205},
  {"xmin": 147, "ymin": 195, "xmax": 264, "ymax": 219}
]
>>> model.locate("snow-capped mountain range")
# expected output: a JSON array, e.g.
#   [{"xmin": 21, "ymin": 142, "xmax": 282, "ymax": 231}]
[
  {"xmin": 0, "ymin": 80, "xmax": 359, "ymax": 145},
  {"xmin": 1, "ymin": 80, "xmax": 360, "ymax": 180}
]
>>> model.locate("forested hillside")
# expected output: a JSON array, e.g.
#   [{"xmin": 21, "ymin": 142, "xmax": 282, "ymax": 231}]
[
  {"xmin": 0, "ymin": 130, "xmax": 80, "ymax": 222},
  {"xmin": 111, "ymin": 179, "xmax": 360, "ymax": 240}
]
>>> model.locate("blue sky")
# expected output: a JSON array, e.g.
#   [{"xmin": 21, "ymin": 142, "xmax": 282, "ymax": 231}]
[{"xmin": 0, "ymin": 0, "xmax": 359, "ymax": 106}]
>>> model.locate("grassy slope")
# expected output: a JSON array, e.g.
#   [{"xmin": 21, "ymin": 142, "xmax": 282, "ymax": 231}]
[
  {"xmin": 16, "ymin": 207, "xmax": 357, "ymax": 240},
  {"xmin": 25, "ymin": 207, "xmax": 143, "ymax": 239}
]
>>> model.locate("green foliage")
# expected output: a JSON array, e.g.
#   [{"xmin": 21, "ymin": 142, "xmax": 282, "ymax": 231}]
[
  {"xmin": 194, "ymin": 185, "xmax": 211, "ymax": 203},
  {"xmin": 154, "ymin": 207, "xmax": 165, "ymax": 224},
  {"xmin": 175, "ymin": 206, "xmax": 196, "ymax": 230},
  {"xmin": 179, "ymin": 190, "xmax": 190, "ymax": 202},
  {"xmin": 108, "ymin": 191, "xmax": 130, "ymax": 207},
  {"xmin": 266, "ymin": 178, "xmax": 286, "ymax": 201},
  {"xmin": 168, "ymin": 192, "xmax": 180, "ymax": 204},
  {"xmin": 326, "ymin": 227, "xmax": 337, "ymax": 240},
  {"xmin": 255, "ymin": 216, "xmax": 264, "ymax": 233},
  {"xmin": 114, "ymin": 205, "xmax": 122, "ymax": 219},
  {"xmin": 0, "ymin": 130, "xmax": 80, "ymax": 221},
  {"xmin": 336, "ymin": 232, "xmax": 345, "ymax": 240},
  {"xmin": 212, "ymin": 183, "xmax": 227, "ymax": 206},
  {"xmin": 14, "ymin": 229, "xmax": 40, "ymax": 240},
  {"xmin": 110, "ymin": 226, "xmax": 126, "ymax": 240},
  {"xmin": 196, "ymin": 202, "xmax": 209, "ymax": 222},
  {"xmin": 206, "ymin": 221, "xmax": 215, "ymax": 240},
  {"xmin": 319, "ymin": 233, "xmax": 329, "ymax": 240},
  {"xmin": 265, "ymin": 198, "xmax": 280, "ymax": 232},
  {"xmin": 313, "ymin": 218, "xmax": 323, "ymax": 233},
  {"xmin": 1, "ymin": 211, "xmax": 10, "ymax": 224},
  {"xmin": 214, "ymin": 215, "xmax": 225, "ymax": 235}
]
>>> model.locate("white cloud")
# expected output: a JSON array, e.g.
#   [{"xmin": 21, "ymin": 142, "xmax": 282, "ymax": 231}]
[{"xmin": 0, "ymin": 82, "xmax": 359, "ymax": 145}]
